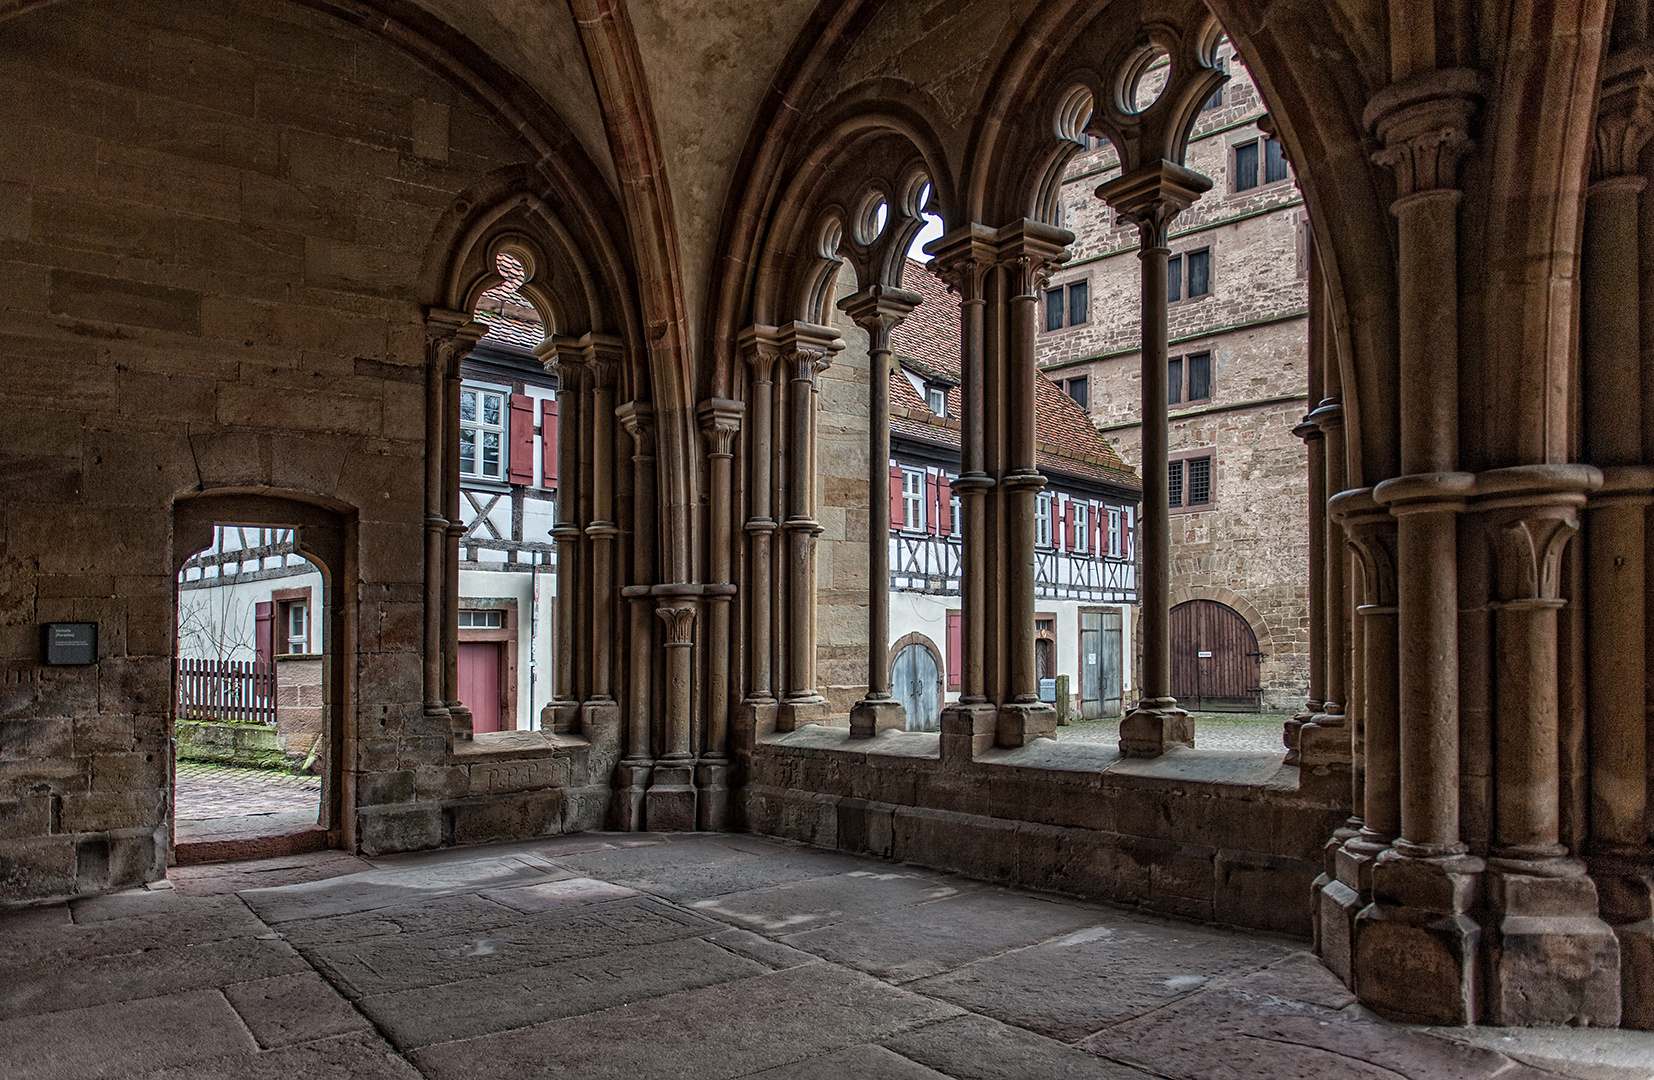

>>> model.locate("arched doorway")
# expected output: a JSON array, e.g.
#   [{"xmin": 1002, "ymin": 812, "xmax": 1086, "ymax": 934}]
[
  {"xmin": 892, "ymin": 642, "xmax": 941, "ymax": 732},
  {"xmin": 1170, "ymin": 600, "xmax": 1261, "ymax": 712}
]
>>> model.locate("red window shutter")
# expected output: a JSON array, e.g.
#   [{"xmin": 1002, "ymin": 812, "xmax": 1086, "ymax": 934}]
[
  {"xmin": 938, "ymin": 475, "xmax": 952, "ymax": 534},
  {"xmin": 890, "ymin": 465, "xmax": 905, "ymax": 527},
  {"xmin": 925, "ymin": 473, "xmax": 940, "ymax": 534},
  {"xmin": 1061, "ymin": 500, "xmax": 1073, "ymax": 551},
  {"xmin": 540, "ymin": 398, "xmax": 558, "ymax": 485},
  {"xmin": 946, "ymin": 611, "xmax": 962, "ymax": 689},
  {"xmin": 255, "ymin": 602, "xmax": 274, "ymax": 668},
  {"xmin": 508, "ymin": 394, "xmax": 535, "ymax": 484}
]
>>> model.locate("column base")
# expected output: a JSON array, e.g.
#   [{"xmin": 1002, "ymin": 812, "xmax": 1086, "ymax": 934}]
[
  {"xmin": 545, "ymin": 700, "xmax": 582, "ymax": 735},
  {"xmin": 1118, "ymin": 701, "xmax": 1192, "ymax": 758},
  {"xmin": 1352, "ymin": 851, "xmax": 1484, "ymax": 1024},
  {"xmin": 1297, "ymin": 720, "xmax": 1354, "ymax": 799},
  {"xmin": 997, "ymin": 701, "xmax": 1056, "ymax": 748},
  {"xmin": 1314, "ymin": 874, "xmax": 1362, "ymax": 986},
  {"xmin": 1590, "ymin": 854, "xmax": 1654, "ymax": 1030},
  {"xmin": 776, "ymin": 696, "xmax": 826, "ymax": 732},
  {"xmin": 696, "ymin": 760, "xmax": 730, "ymax": 831},
  {"xmin": 1483, "ymin": 858, "xmax": 1621, "ymax": 1026},
  {"xmin": 849, "ymin": 697, "xmax": 907, "ymax": 739},
  {"xmin": 733, "ymin": 700, "xmax": 777, "ymax": 754},
  {"xmin": 645, "ymin": 759, "xmax": 697, "ymax": 832},
  {"xmin": 610, "ymin": 761, "xmax": 651, "ymax": 831},
  {"xmin": 940, "ymin": 701, "xmax": 997, "ymax": 765},
  {"xmin": 580, "ymin": 701, "xmax": 622, "ymax": 795},
  {"xmin": 447, "ymin": 702, "xmax": 474, "ymax": 743},
  {"xmin": 1285, "ymin": 704, "xmax": 1322, "ymax": 766}
]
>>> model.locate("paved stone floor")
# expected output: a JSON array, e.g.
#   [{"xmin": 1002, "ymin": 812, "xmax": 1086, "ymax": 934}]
[
  {"xmin": 175, "ymin": 761, "xmax": 321, "ymax": 844},
  {"xmin": 2, "ymin": 834, "xmax": 1650, "ymax": 1080},
  {"xmin": 1057, "ymin": 713, "xmax": 1289, "ymax": 752}
]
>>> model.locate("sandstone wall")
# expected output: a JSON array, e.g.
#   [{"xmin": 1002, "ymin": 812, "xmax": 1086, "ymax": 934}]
[{"xmin": 0, "ymin": 0, "xmax": 532, "ymax": 900}]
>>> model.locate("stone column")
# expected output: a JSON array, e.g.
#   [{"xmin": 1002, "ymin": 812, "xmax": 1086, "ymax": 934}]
[
  {"xmin": 841, "ymin": 287, "xmax": 920, "ymax": 739},
  {"xmin": 581, "ymin": 341, "xmax": 623, "ymax": 783},
  {"xmin": 544, "ymin": 343, "xmax": 585, "ymax": 735},
  {"xmin": 993, "ymin": 222, "xmax": 1070, "ymax": 747},
  {"xmin": 931, "ymin": 231, "xmax": 1000, "ymax": 763},
  {"xmin": 648, "ymin": 602, "xmax": 698, "ymax": 830},
  {"xmin": 421, "ymin": 311, "xmax": 478, "ymax": 743},
  {"xmin": 441, "ymin": 319, "xmax": 485, "ymax": 742},
  {"xmin": 1477, "ymin": 466, "xmax": 1619, "ymax": 1026},
  {"xmin": 738, "ymin": 329, "xmax": 780, "ymax": 745},
  {"xmin": 697, "ymin": 398, "xmax": 743, "ymax": 827},
  {"xmin": 614, "ymin": 402, "xmax": 655, "ymax": 831},
  {"xmin": 1096, "ymin": 164, "xmax": 1210, "ymax": 757},
  {"xmin": 1584, "ymin": 53, "xmax": 1654, "ymax": 1030},
  {"xmin": 1320, "ymin": 489, "xmax": 1399, "ymax": 986},
  {"xmin": 1290, "ymin": 415, "xmax": 1327, "ymax": 764},
  {"xmin": 1356, "ymin": 68, "xmax": 1484, "ymax": 1026},
  {"xmin": 775, "ymin": 324, "xmax": 841, "ymax": 731},
  {"xmin": 1301, "ymin": 397, "xmax": 1352, "ymax": 783}
]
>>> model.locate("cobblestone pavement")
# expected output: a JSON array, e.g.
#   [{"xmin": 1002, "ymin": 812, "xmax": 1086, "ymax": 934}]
[
  {"xmin": 1056, "ymin": 713, "xmax": 1289, "ymax": 752},
  {"xmin": 175, "ymin": 762, "xmax": 322, "ymax": 845},
  {"xmin": 2, "ymin": 835, "xmax": 1646, "ymax": 1080}
]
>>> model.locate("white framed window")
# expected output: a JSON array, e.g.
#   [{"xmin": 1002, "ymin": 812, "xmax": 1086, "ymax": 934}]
[
  {"xmin": 902, "ymin": 468, "xmax": 925, "ymax": 532},
  {"xmin": 285, "ymin": 602, "xmax": 307, "ymax": 652},
  {"xmin": 1073, "ymin": 502, "xmax": 1089, "ymax": 553},
  {"xmin": 1036, "ymin": 492, "xmax": 1053, "ymax": 548},
  {"xmin": 950, "ymin": 495, "xmax": 962, "ymax": 537},
  {"xmin": 1107, "ymin": 508, "xmax": 1123, "ymax": 558},
  {"xmin": 460, "ymin": 384, "xmax": 508, "ymax": 480},
  {"xmin": 927, "ymin": 386, "xmax": 946, "ymax": 416},
  {"xmin": 458, "ymin": 610, "xmax": 504, "ymax": 629}
]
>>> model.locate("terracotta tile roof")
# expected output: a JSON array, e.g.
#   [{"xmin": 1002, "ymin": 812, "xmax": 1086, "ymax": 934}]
[
  {"xmin": 474, "ymin": 263, "xmax": 545, "ymax": 350},
  {"xmin": 891, "ymin": 260, "xmax": 1141, "ymax": 490}
]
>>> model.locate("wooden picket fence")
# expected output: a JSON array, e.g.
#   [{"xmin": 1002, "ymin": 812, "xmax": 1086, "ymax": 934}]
[{"xmin": 175, "ymin": 658, "xmax": 276, "ymax": 725}]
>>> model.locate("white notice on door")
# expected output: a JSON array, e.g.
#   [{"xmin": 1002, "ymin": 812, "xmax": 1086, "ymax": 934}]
[{"xmin": 1197, "ymin": 651, "xmax": 1213, "ymax": 658}]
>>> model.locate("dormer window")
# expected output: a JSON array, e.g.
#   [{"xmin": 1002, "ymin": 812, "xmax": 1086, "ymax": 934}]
[{"xmin": 927, "ymin": 386, "xmax": 946, "ymax": 416}]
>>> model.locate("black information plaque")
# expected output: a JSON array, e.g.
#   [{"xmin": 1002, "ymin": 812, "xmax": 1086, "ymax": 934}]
[{"xmin": 43, "ymin": 623, "xmax": 97, "ymax": 666}]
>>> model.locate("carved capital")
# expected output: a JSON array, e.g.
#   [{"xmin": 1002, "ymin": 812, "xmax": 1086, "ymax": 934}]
[
  {"xmin": 928, "ymin": 224, "xmax": 998, "ymax": 301},
  {"xmin": 1331, "ymin": 487, "xmax": 1398, "ymax": 607},
  {"xmin": 1593, "ymin": 50, "xmax": 1654, "ymax": 182},
  {"xmin": 616, "ymin": 401, "xmax": 656, "ymax": 457},
  {"xmin": 1364, "ymin": 68, "xmax": 1484, "ymax": 200},
  {"xmin": 1095, "ymin": 160, "xmax": 1213, "ymax": 248},
  {"xmin": 737, "ymin": 325, "xmax": 781, "ymax": 383},
  {"xmin": 838, "ymin": 285, "xmax": 921, "ymax": 355},
  {"xmin": 656, "ymin": 603, "xmax": 697, "ymax": 645},
  {"xmin": 697, "ymin": 398, "xmax": 744, "ymax": 457},
  {"xmin": 1474, "ymin": 464, "xmax": 1601, "ymax": 602},
  {"xmin": 425, "ymin": 307, "xmax": 486, "ymax": 376},
  {"xmin": 994, "ymin": 219, "xmax": 1072, "ymax": 295}
]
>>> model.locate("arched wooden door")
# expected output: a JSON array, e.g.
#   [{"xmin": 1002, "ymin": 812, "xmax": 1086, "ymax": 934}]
[
  {"xmin": 1170, "ymin": 600, "xmax": 1261, "ymax": 712},
  {"xmin": 892, "ymin": 643, "xmax": 941, "ymax": 732}
]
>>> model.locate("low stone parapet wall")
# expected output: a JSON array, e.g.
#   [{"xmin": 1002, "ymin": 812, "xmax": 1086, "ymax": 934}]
[
  {"xmin": 742, "ymin": 724, "xmax": 1348, "ymax": 939},
  {"xmin": 175, "ymin": 719, "xmax": 290, "ymax": 771}
]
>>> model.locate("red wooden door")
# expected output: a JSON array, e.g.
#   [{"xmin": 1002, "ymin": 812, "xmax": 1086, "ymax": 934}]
[
  {"xmin": 1169, "ymin": 600, "xmax": 1261, "ymax": 712},
  {"xmin": 458, "ymin": 641, "xmax": 503, "ymax": 733}
]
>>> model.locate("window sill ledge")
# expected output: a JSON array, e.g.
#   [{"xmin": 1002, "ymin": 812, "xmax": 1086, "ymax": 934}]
[{"xmin": 452, "ymin": 729, "xmax": 589, "ymax": 761}]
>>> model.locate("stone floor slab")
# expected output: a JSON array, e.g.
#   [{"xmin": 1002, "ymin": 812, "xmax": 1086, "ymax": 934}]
[
  {"xmin": 883, "ymin": 1014, "xmax": 1158, "ymax": 1080},
  {"xmin": 3, "ymin": 893, "xmax": 269, "ymax": 967},
  {"xmin": 741, "ymin": 1042, "xmax": 953, "ymax": 1079},
  {"xmin": 408, "ymin": 960, "xmax": 963, "ymax": 1080},
  {"xmin": 135, "ymin": 1031, "xmax": 421, "ymax": 1080},
  {"xmin": 300, "ymin": 895, "xmax": 720, "ymax": 997},
  {"xmin": 239, "ymin": 855, "xmax": 569, "ymax": 923},
  {"xmin": 0, "ymin": 988, "xmax": 256, "ymax": 1080},
  {"xmin": 480, "ymin": 875, "xmax": 640, "ymax": 912},
  {"xmin": 906, "ymin": 919, "xmax": 1291, "ymax": 1041},
  {"xmin": 357, "ymin": 934, "xmax": 768, "ymax": 1049},
  {"xmin": 169, "ymin": 851, "xmax": 374, "ymax": 896},
  {"xmin": 0, "ymin": 934, "xmax": 308, "ymax": 1019},
  {"xmin": 781, "ymin": 887, "xmax": 1124, "ymax": 982},
  {"xmin": 686, "ymin": 867, "xmax": 972, "ymax": 934},
  {"xmin": 222, "ymin": 971, "xmax": 371, "ymax": 1049}
]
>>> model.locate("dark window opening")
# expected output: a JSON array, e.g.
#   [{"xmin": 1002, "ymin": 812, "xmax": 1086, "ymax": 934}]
[
  {"xmin": 1043, "ymin": 281, "xmax": 1090, "ymax": 331},
  {"xmin": 1235, "ymin": 136, "xmax": 1289, "ymax": 192},
  {"xmin": 1169, "ymin": 250, "xmax": 1211, "ymax": 303},
  {"xmin": 1170, "ymin": 453, "xmax": 1216, "ymax": 511},
  {"xmin": 1067, "ymin": 376, "xmax": 1089, "ymax": 409}
]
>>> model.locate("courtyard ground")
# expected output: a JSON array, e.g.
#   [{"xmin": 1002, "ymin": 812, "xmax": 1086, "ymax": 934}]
[
  {"xmin": 1057, "ymin": 712, "xmax": 1290, "ymax": 753},
  {"xmin": 174, "ymin": 761, "xmax": 321, "ymax": 847},
  {"xmin": 2, "ymin": 833, "xmax": 1649, "ymax": 1079}
]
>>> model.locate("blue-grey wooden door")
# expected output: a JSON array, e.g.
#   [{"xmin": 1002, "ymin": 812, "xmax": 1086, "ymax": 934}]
[{"xmin": 893, "ymin": 643, "xmax": 940, "ymax": 732}]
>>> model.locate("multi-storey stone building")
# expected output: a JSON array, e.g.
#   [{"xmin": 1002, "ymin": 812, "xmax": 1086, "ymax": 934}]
[{"xmin": 1035, "ymin": 43, "xmax": 1310, "ymax": 713}]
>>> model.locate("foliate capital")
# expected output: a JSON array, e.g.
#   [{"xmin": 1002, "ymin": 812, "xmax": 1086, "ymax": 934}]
[
  {"xmin": 1474, "ymin": 464, "xmax": 1600, "ymax": 603},
  {"xmin": 656, "ymin": 603, "xmax": 697, "ymax": 645},
  {"xmin": 838, "ymin": 285, "xmax": 921, "ymax": 353},
  {"xmin": 1363, "ymin": 68, "xmax": 1484, "ymax": 200},
  {"xmin": 425, "ymin": 308, "xmax": 487, "ymax": 374},
  {"xmin": 994, "ymin": 219, "xmax": 1072, "ymax": 294},
  {"xmin": 616, "ymin": 401, "xmax": 656, "ymax": 455},
  {"xmin": 1592, "ymin": 50, "xmax": 1654, "ymax": 182},
  {"xmin": 1329, "ymin": 487, "xmax": 1398, "ymax": 607},
  {"xmin": 1095, "ymin": 161, "xmax": 1212, "ymax": 249},
  {"xmin": 697, "ymin": 398, "xmax": 745, "ymax": 457},
  {"xmin": 926, "ymin": 224, "xmax": 1000, "ymax": 301}
]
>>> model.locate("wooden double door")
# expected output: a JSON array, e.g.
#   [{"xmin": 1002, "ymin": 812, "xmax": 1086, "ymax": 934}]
[{"xmin": 1170, "ymin": 600, "xmax": 1261, "ymax": 712}]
